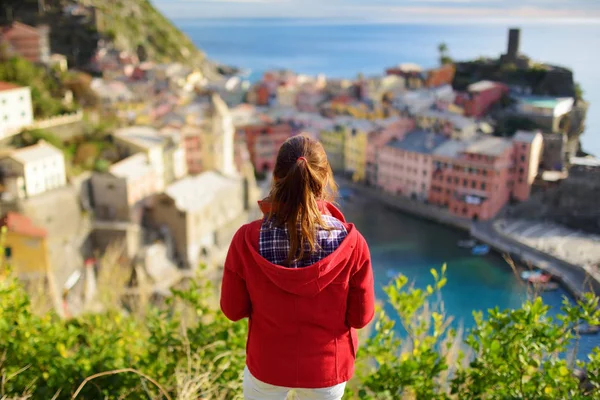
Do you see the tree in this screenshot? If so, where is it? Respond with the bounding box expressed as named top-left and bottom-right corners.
top-left (438, 43), bottom-right (453, 66)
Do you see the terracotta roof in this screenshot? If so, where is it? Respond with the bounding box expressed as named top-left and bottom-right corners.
top-left (0, 82), bottom-right (22, 92)
top-left (1, 22), bottom-right (40, 38)
top-left (1, 212), bottom-right (47, 238)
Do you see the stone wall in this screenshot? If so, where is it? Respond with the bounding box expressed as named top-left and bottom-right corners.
top-left (509, 166), bottom-right (600, 234)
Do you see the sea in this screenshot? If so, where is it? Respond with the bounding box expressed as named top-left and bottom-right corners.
top-left (175, 18), bottom-right (600, 357)
top-left (175, 18), bottom-right (600, 156)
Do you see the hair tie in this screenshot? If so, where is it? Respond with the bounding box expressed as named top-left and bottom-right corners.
top-left (297, 156), bottom-right (307, 163)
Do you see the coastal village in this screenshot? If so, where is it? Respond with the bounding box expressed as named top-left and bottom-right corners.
top-left (0, 9), bottom-right (599, 316)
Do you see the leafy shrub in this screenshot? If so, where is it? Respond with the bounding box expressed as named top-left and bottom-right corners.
top-left (1, 259), bottom-right (599, 399)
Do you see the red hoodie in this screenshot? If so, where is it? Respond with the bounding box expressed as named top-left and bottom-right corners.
top-left (220, 202), bottom-right (375, 388)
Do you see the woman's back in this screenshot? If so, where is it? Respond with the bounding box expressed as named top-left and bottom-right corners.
top-left (220, 135), bottom-right (375, 397)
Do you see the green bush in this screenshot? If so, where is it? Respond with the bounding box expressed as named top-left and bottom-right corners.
top-left (0, 56), bottom-right (74, 118)
top-left (1, 261), bottom-right (599, 399)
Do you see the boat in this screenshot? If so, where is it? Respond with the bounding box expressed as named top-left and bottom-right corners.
top-left (575, 324), bottom-right (600, 335)
top-left (471, 244), bottom-right (490, 256)
top-left (528, 273), bottom-right (552, 284)
top-left (521, 270), bottom-right (542, 280)
top-left (457, 239), bottom-right (477, 249)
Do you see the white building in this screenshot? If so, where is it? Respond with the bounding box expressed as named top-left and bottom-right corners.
top-left (150, 171), bottom-right (245, 268)
top-left (0, 141), bottom-right (66, 199)
top-left (113, 126), bottom-right (187, 191)
top-left (203, 94), bottom-right (237, 177)
top-left (0, 82), bottom-right (34, 139)
top-left (90, 153), bottom-right (158, 222)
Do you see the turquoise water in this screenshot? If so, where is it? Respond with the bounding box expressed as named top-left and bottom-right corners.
top-left (176, 18), bottom-right (600, 155)
top-left (338, 192), bottom-right (599, 359)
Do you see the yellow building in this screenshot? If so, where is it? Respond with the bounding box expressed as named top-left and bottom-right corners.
top-left (319, 126), bottom-right (346, 172)
top-left (342, 119), bottom-right (375, 182)
top-left (1, 212), bottom-right (49, 280)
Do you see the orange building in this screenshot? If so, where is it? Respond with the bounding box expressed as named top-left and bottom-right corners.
top-left (429, 137), bottom-right (515, 221)
top-left (425, 64), bottom-right (456, 88)
top-left (429, 132), bottom-right (543, 221)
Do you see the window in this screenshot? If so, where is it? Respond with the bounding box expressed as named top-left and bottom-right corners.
top-left (519, 178), bottom-right (524, 183)
top-left (471, 181), bottom-right (476, 188)
top-left (463, 179), bottom-right (467, 186)
top-left (4, 246), bottom-right (11, 259)
top-left (107, 184), bottom-right (115, 190)
top-left (447, 177), bottom-right (451, 183)
top-left (520, 155), bottom-right (525, 162)
top-left (423, 170), bottom-right (427, 176)
top-left (481, 183), bottom-right (486, 190)
top-left (454, 177), bottom-right (459, 184)
top-left (483, 170), bottom-right (487, 176)
top-left (522, 144), bottom-right (526, 150)
top-left (519, 167), bottom-right (524, 174)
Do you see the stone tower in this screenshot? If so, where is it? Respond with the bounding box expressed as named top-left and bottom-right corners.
top-left (507, 29), bottom-right (520, 59)
top-left (202, 93), bottom-right (236, 177)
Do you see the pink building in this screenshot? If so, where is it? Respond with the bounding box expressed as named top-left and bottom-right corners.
top-left (512, 130), bottom-right (544, 201)
top-left (429, 137), bottom-right (515, 221)
top-left (455, 81), bottom-right (509, 118)
top-left (377, 130), bottom-right (448, 200)
top-left (365, 118), bottom-right (415, 185)
top-left (238, 122), bottom-right (293, 173)
top-left (182, 126), bottom-right (203, 174)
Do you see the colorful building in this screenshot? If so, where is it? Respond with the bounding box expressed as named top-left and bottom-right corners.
top-left (319, 125), bottom-right (346, 173)
top-left (0, 82), bottom-right (34, 139)
top-left (0, 141), bottom-right (67, 200)
top-left (455, 81), bottom-right (509, 117)
top-left (429, 137), bottom-right (515, 221)
top-left (512, 130), bottom-right (544, 201)
top-left (1, 212), bottom-right (49, 280)
top-left (365, 117), bottom-right (415, 186)
top-left (238, 122), bottom-right (293, 173)
top-left (0, 22), bottom-right (50, 64)
top-left (424, 64), bottom-right (456, 88)
top-left (377, 130), bottom-right (448, 200)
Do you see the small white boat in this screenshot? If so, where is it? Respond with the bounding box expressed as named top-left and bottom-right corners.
top-left (457, 239), bottom-right (477, 249)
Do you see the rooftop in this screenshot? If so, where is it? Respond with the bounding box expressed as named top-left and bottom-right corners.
top-left (513, 130), bottom-right (540, 144)
top-left (7, 142), bottom-right (63, 164)
top-left (433, 139), bottom-right (472, 158)
top-left (109, 153), bottom-right (155, 181)
top-left (1, 212), bottom-right (46, 238)
top-left (465, 136), bottom-right (513, 156)
top-left (113, 126), bottom-right (166, 149)
top-left (468, 80), bottom-right (501, 93)
top-left (0, 81), bottom-right (22, 92)
top-left (570, 156), bottom-right (600, 168)
top-left (165, 171), bottom-right (240, 212)
top-left (515, 96), bottom-right (574, 109)
top-left (386, 130), bottom-right (448, 154)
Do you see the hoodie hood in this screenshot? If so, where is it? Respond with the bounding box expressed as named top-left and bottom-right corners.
top-left (244, 201), bottom-right (359, 297)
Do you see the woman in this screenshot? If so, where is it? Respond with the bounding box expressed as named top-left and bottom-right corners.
top-left (220, 135), bottom-right (375, 400)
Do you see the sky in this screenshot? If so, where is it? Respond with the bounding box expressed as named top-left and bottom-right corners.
top-left (152, 0), bottom-right (600, 21)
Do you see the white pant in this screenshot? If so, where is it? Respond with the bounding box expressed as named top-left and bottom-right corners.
top-left (243, 366), bottom-right (346, 400)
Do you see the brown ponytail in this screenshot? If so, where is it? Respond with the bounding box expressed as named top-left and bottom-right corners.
top-left (268, 134), bottom-right (338, 266)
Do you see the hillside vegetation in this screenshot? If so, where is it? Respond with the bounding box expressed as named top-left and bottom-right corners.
top-left (2, 254), bottom-right (600, 399)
